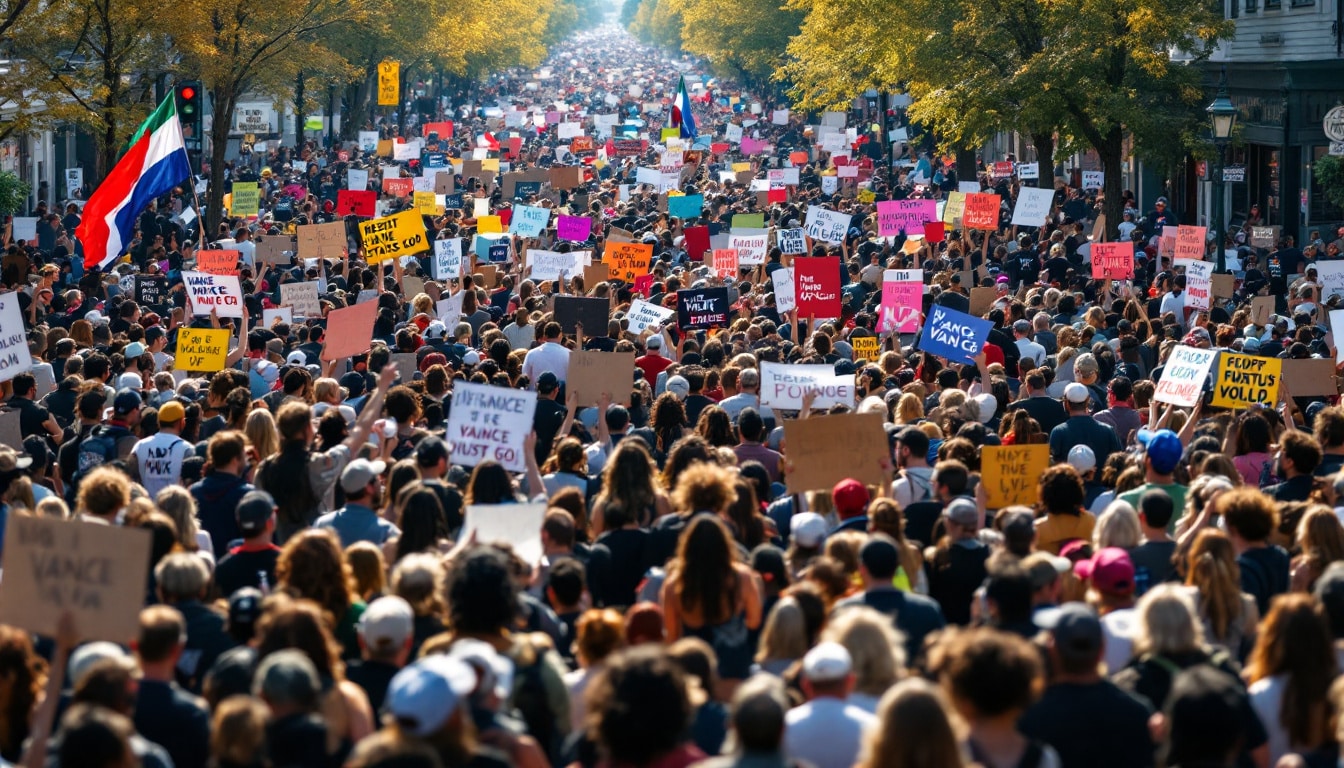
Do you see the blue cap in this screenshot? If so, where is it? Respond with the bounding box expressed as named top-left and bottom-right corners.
top-left (1137, 428), bottom-right (1183, 474)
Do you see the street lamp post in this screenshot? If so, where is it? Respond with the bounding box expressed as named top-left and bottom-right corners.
top-left (1207, 72), bottom-right (1237, 273)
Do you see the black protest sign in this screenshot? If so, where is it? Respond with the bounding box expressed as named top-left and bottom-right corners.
top-left (553, 295), bottom-right (608, 336)
top-left (677, 287), bottom-right (729, 330)
top-left (514, 181), bottom-right (542, 200)
top-left (135, 275), bottom-right (169, 310)
top-left (488, 243), bottom-right (510, 263)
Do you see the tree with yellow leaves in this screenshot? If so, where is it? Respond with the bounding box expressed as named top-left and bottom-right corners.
top-left (672, 0), bottom-right (801, 84)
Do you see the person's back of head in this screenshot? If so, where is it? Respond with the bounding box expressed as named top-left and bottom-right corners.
top-left (252, 648), bottom-right (320, 714)
top-left (59, 704), bottom-right (137, 768)
top-left (1138, 489), bottom-right (1175, 531)
top-left (1161, 665), bottom-right (1244, 767)
top-left (727, 675), bottom-right (789, 754)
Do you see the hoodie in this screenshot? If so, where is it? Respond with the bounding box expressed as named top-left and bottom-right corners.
top-left (189, 471), bottom-right (255, 558)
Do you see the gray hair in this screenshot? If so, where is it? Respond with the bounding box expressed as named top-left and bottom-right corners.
top-left (253, 649), bottom-right (320, 710)
top-left (1133, 584), bottom-right (1204, 658)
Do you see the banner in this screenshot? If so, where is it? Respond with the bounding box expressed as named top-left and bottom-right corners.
top-left (446, 382), bottom-right (538, 472)
top-left (917, 304), bottom-right (992, 365)
top-left (360, 210), bottom-right (427, 263)
top-left (794, 256), bottom-right (841, 317)
top-left (876, 199), bottom-right (937, 237)
top-left (173, 328), bottom-right (230, 372)
top-left (677, 287), bottom-right (729, 329)
top-left (804, 206), bottom-right (849, 244)
top-left (772, 267), bottom-right (796, 314)
top-left (759, 362), bottom-right (857, 410)
top-left (627, 299), bottom-right (675, 333)
top-left (0, 294), bottom-right (33, 383)
top-left (377, 60), bottom-right (400, 106)
top-left (433, 239), bottom-right (463, 280)
top-left (942, 192), bottom-right (966, 227)
top-left (1010, 188), bottom-right (1054, 227)
top-left (1211, 352), bottom-right (1282, 409)
top-left (982, 445), bottom-right (1051, 508)
top-left (1090, 242), bottom-right (1134, 280)
top-left (962, 193), bottom-right (1001, 231)
top-left (879, 269), bottom-right (923, 333)
top-left (280, 281), bottom-right (321, 318)
top-left (604, 241), bottom-right (653, 282)
top-left (182, 271), bottom-right (243, 318)
top-left (1152, 345), bottom-right (1217, 407)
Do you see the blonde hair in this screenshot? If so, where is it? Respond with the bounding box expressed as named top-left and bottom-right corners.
top-left (894, 393), bottom-right (924, 425)
top-left (211, 696), bottom-right (268, 767)
top-left (1132, 584), bottom-right (1203, 657)
top-left (345, 542), bottom-right (386, 601)
top-left (313, 377), bottom-right (342, 405)
top-left (823, 607), bottom-right (905, 696)
top-left (243, 408), bottom-right (280, 462)
top-left (857, 678), bottom-right (966, 768)
top-left (1093, 502), bottom-right (1142, 550)
top-left (155, 486), bottom-right (201, 551)
top-left (755, 597), bottom-right (810, 665)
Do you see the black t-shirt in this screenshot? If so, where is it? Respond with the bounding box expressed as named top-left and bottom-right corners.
top-left (587, 528), bottom-right (654, 608)
top-left (7, 396), bottom-right (50, 438)
top-left (213, 545), bottom-right (281, 597)
top-left (346, 659), bottom-right (400, 714)
top-left (1128, 540), bottom-right (1178, 595)
top-left (532, 398), bottom-right (568, 465)
top-left (133, 679), bottom-right (212, 768)
top-left (1019, 681), bottom-right (1155, 768)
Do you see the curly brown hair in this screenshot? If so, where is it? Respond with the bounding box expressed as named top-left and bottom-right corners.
top-left (276, 529), bottom-right (356, 629)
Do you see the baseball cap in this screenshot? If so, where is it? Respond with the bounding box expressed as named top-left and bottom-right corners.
top-left (831, 479), bottom-right (870, 517)
top-left (1136, 428), bottom-right (1183, 474)
top-left (228, 587), bottom-right (263, 627)
top-left (1023, 552), bottom-right (1072, 591)
top-left (285, 350), bottom-right (307, 366)
top-left (236, 490), bottom-right (276, 535)
top-left (1067, 445), bottom-right (1096, 474)
top-left (894, 425), bottom-right (930, 456)
top-left (462, 350), bottom-right (481, 366)
top-left (68, 642), bottom-right (132, 686)
top-left (158, 400), bottom-right (185, 424)
top-left (1038, 602), bottom-right (1104, 662)
top-left (386, 656), bottom-right (478, 737)
top-left (666, 375), bottom-right (690, 399)
top-left (537, 371), bottom-right (560, 393)
top-left (971, 392), bottom-right (997, 424)
top-left (124, 341), bottom-right (147, 359)
top-left (112, 388), bottom-right (142, 416)
top-left (802, 642), bottom-right (852, 682)
top-left (359, 596), bottom-right (415, 654)
top-left (425, 321), bottom-right (448, 341)
top-left (1074, 546), bottom-right (1136, 595)
top-left (340, 458), bottom-right (387, 494)
top-left (645, 335), bottom-right (663, 350)
top-left (945, 497), bottom-right (980, 528)
top-left (789, 512), bottom-right (828, 548)
top-left (340, 371), bottom-right (367, 397)
top-left (117, 372), bottom-right (143, 391)
top-left (414, 435), bottom-right (449, 468)
top-left (996, 274), bottom-right (1010, 285)
top-left (1063, 382), bottom-right (1090, 404)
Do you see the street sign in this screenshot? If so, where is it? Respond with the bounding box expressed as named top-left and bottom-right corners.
top-left (1222, 164), bottom-right (1245, 183)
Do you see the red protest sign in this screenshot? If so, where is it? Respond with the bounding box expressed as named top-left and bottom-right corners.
top-left (1175, 225), bottom-right (1207, 261)
top-left (794, 256), bottom-right (842, 317)
top-left (633, 273), bottom-right (655, 296)
top-left (196, 249), bottom-right (239, 276)
top-left (768, 188), bottom-right (787, 204)
top-left (711, 142), bottom-right (730, 155)
top-left (1090, 242), bottom-right (1134, 280)
top-left (962, 193), bottom-right (1001, 231)
top-left (683, 225), bottom-right (710, 261)
top-left (924, 221), bottom-right (946, 243)
top-left (338, 190), bottom-right (376, 217)
top-left (712, 249), bottom-right (739, 279)
top-left (421, 121), bottom-right (454, 139)
top-left (382, 178), bottom-right (413, 197)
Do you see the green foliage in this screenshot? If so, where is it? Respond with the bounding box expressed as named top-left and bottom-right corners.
top-left (0, 171), bottom-right (30, 216)
top-left (1317, 155), bottom-right (1344, 213)
top-left (673, 0), bottom-right (800, 81)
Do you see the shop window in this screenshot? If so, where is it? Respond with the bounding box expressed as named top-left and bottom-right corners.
top-left (1244, 0), bottom-right (1256, 12)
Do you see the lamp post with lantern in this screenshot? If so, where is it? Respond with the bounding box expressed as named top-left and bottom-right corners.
top-left (1207, 73), bottom-right (1238, 273)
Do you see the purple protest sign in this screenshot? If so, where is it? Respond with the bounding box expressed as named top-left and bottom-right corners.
top-left (741, 136), bottom-right (769, 156)
top-left (879, 269), bottom-right (924, 333)
top-left (557, 215), bottom-right (592, 242)
top-left (876, 199), bottom-right (937, 237)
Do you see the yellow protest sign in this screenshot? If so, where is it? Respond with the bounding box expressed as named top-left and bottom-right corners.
top-left (377, 139), bottom-right (393, 158)
top-left (377, 61), bottom-right (400, 106)
top-left (732, 162), bottom-right (752, 172)
top-left (857, 189), bottom-right (876, 203)
top-left (174, 328), bottom-right (230, 372)
top-left (661, 128), bottom-right (679, 142)
top-left (477, 215), bottom-right (503, 234)
top-left (604, 241), bottom-right (653, 282)
top-left (1211, 352), bottom-right (1282, 409)
top-left (942, 191), bottom-right (966, 227)
top-left (230, 182), bottom-right (259, 217)
top-left (359, 210), bottom-right (427, 264)
top-left (982, 445), bottom-right (1050, 509)
top-left (414, 191), bottom-right (439, 216)
top-left (851, 335), bottom-right (879, 361)
top-left (481, 158), bottom-right (500, 172)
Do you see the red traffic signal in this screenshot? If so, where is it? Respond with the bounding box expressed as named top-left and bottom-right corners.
top-left (179, 86), bottom-right (195, 100)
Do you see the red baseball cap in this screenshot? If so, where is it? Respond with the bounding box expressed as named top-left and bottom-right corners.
top-left (1074, 547), bottom-right (1135, 595)
top-left (831, 479), bottom-right (870, 518)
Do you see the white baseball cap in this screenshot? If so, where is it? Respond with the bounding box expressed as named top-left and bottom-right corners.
top-left (385, 656), bottom-right (478, 737)
top-left (789, 512), bottom-right (828, 549)
top-left (802, 641), bottom-right (852, 682)
top-left (1068, 445), bottom-right (1097, 474)
top-left (358, 596), bottom-right (414, 654)
top-left (1063, 382), bottom-right (1091, 404)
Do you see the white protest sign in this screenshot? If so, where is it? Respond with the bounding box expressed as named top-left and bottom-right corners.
top-left (1011, 187), bottom-right (1054, 227)
top-left (358, 131), bottom-right (379, 151)
top-left (821, 176), bottom-right (839, 195)
top-left (627, 299), bottom-right (675, 334)
top-left (346, 168), bottom-right (368, 191)
top-left (1184, 260), bottom-right (1213, 311)
top-left (958, 181), bottom-right (980, 193)
top-left (725, 123), bottom-right (744, 144)
top-left (436, 290), bottom-right (465, 327)
top-left (805, 206), bottom-right (849, 245)
top-left (772, 109), bottom-right (790, 125)
top-left (1017, 162), bottom-right (1040, 179)
top-left (182, 270), bottom-right (243, 318)
top-left (1315, 261), bottom-right (1344, 304)
top-left (768, 168), bottom-right (800, 186)
top-left (0, 293), bottom-right (34, 383)
top-left (11, 217), bottom-right (36, 243)
top-left (1081, 171), bottom-right (1104, 190)
top-left (393, 139), bottom-right (422, 162)
top-left (527, 249), bottom-right (576, 281)
top-left (772, 267), bottom-right (796, 314)
top-left (759, 362), bottom-right (856, 410)
top-left (446, 382), bottom-right (537, 472)
top-left (462, 503), bottom-right (548, 565)
top-left (434, 238), bottom-right (463, 280)
top-left (635, 167), bottom-right (661, 186)
top-left (1331, 309), bottom-right (1344, 363)
top-left (729, 229), bottom-right (769, 266)
top-left (1153, 345), bottom-right (1217, 407)
top-left (280, 281), bottom-right (321, 318)
top-left (777, 228), bottom-right (806, 255)
top-left (262, 307), bottom-right (293, 327)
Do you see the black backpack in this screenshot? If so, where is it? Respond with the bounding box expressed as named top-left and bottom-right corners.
top-left (66, 426), bottom-right (119, 504)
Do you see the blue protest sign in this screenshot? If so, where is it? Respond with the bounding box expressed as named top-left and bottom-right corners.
top-left (668, 194), bottom-right (704, 220)
top-left (917, 304), bottom-right (992, 365)
top-left (510, 204), bottom-right (551, 237)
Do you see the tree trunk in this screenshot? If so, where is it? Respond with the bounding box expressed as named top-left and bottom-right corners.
top-left (1030, 132), bottom-right (1054, 190)
top-left (205, 86), bottom-right (237, 238)
top-left (294, 71), bottom-right (306, 147)
top-left (1098, 126), bottom-right (1124, 242)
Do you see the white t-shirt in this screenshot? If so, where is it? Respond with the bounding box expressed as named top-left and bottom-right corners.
top-left (1249, 673), bottom-right (1292, 763)
top-left (784, 698), bottom-right (876, 768)
top-left (1100, 607), bottom-right (1137, 675)
top-left (521, 341), bottom-right (571, 385)
top-left (132, 431), bottom-right (195, 499)
top-left (1159, 290), bottom-right (1187, 325)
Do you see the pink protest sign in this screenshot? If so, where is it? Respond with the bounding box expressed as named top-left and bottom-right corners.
top-left (741, 136), bottom-right (768, 155)
top-left (633, 273), bottom-right (655, 296)
top-left (879, 269), bottom-right (923, 333)
top-left (557, 215), bottom-right (592, 242)
top-left (1091, 242), bottom-right (1134, 280)
top-left (876, 199), bottom-right (937, 237)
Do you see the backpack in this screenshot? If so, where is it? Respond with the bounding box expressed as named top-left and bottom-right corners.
top-left (509, 638), bottom-right (562, 764)
top-left (67, 427), bottom-right (119, 504)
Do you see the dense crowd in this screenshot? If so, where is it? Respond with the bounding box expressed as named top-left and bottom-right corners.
top-left (5, 22), bottom-right (1344, 768)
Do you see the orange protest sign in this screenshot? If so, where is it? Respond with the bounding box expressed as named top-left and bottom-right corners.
top-left (962, 193), bottom-right (1001, 231)
top-left (604, 241), bottom-right (653, 282)
top-left (196, 249), bottom-right (239, 275)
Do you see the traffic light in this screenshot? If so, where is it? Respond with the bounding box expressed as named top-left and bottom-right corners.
top-left (175, 80), bottom-right (203, 151)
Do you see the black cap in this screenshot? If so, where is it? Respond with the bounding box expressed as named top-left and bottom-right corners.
top-left (537, 371), bottom-right (559, 393)
top-left (228, 587), bottom-right (263, 625)
top-left (415, 435), bottom-right (449, 468)
top-left (235, 490), bottom-right (276, 535)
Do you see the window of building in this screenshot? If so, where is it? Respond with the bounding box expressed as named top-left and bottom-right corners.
top-left (1244, 0), bottom-right (1256, 11)
top-left (1264, 0), bottom-right (1280, 8)
top-left (1289, 0), bottom-right (1313, 7)
top-left (1310, 147), bottom-right (1343, 224)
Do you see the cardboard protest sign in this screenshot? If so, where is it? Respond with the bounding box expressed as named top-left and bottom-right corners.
top-left (298, 222), bottom-right (347, 260)
top-left (1282, 358), bottom-right (1338, 397)
top-left (1010, 188), bottom-right (1054, 227)
top-left (0, 410), bottom-right (18, 449)
top-left (321, 301), bottom-right (379, 362)
top-left (627, 299), bottom-right (675, 333)
top-left (668, 194), bottom-right (704, 220)
top-left (794, 257), bottom-right (841, 317)
top-left (1152, 345), bottom-right (1217, 407)
top-left (554, 296), bottom-right (609, 336)
top-left (759, 362), bottom-right (856, 410)
top-left (962, 193), bottom-right (1001, 231)
top-left (782, 413), bottom-right (888, 493)
top-left (360, 210), bottom-right (428, 264)
top-left (337, 190), bottom-right (376, 217)
top-left (510, 205), bottom-right (551, 237)
top-left (462, 503), bottom-right (548, 565)
top-left (877, 199), bottom-right (937, 237)
top-left (475, 264), bottom-right (499, 288)
top-left (677, 287), bottom-right (729, 329)
top-left (982, 445), bottom-right (1051, 508)
top-left (805, 206), bottom-right (849, 244)
top-left (967, 287), bottom-right (997, 317)
top-left (1211, 352), bottom-right (1281, 409)
top-left (771, 267), bottom-right (796, 314)
top-left (879, 269), bottom-right (923, 333)
top-left (254, 234), bottom-right (294, 264)
top-left (851, 335), bottom-right (879, 361)
top-left (0, 293), bottom-right (33, 383)
top-left (604, 242), bottom-right (653, 282)
top-left (196, 249), bottom-right (239, 275)
top-left (0, 517), bottom-right (151, 643)
top-left (712, 249), bottom-right (739, 280)
top-left (134, 276), bottom-right (169, 310)
top-left (182, 271), bottom-right (243, 318)
top-left (1090, 242), bottom-right (1134, 280)
top-left (1174, 225), bottom-right (1207, 262)
top-left (778, 228), bottom-right (806, 255)
top-left (433, 239), bottom-right (463, 280)
top-left (280, 281), bottom-right (321, 318)
top-left (446, 382), bottom-right (537, 472)
top-left (173, 328), bottom-right (230, 372)
top-left (918, 304), bottom-right (992, 365)
top-left (583, 262), bottom-right (609, 287)
top-left (557, 215), bottom-right (592, 242)
top-left (567, 350), bottom-right (635, 406)
top-left (1184, 260), bottom-right (1213, 311)
top-left (549, 166), bottom-right (584, 189)
top-left (1212, 274), bottom-right (1236, 300)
